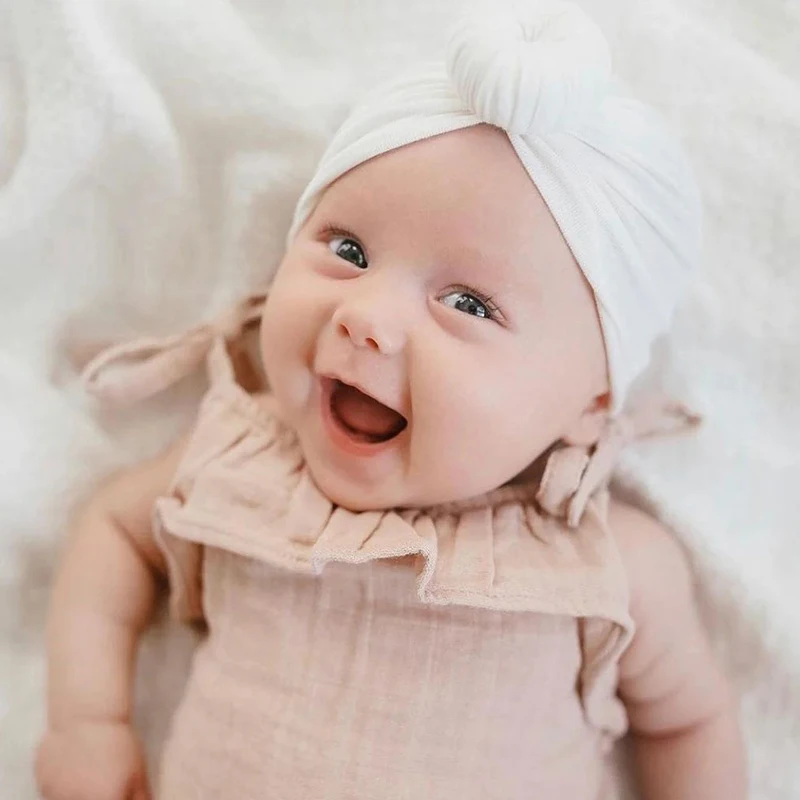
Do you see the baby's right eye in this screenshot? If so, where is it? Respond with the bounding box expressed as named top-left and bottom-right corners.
top-left (328, 237), bottom-right (368, 270)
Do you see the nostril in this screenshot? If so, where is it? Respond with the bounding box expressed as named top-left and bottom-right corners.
top-left (337, 322), bottom-right (350, 339)
top-left (366, 337), bottom-right (379, 351)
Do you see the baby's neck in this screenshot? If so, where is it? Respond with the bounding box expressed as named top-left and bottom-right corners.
top-left (505, 444), bottom-right (556, 489)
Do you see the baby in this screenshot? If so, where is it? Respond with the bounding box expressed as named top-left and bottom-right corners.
top-left (36, 4), bottom-right (746, 799)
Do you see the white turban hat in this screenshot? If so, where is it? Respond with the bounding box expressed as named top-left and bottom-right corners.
top-left (288, 1), bottom-right (703, 413)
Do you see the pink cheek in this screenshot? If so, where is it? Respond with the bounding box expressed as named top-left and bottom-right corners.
top-left (263, 279), bottom-right (339, 373)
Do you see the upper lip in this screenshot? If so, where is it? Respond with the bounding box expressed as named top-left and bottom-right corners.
top-left (322, 372), bottom-right (407, 420)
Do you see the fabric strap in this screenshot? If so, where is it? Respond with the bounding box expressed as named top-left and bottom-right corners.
top-left (81, 294), bottom-right (266, 403)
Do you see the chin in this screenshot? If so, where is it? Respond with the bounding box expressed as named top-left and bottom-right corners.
top-left (310, 470), bottom-right (397, 512)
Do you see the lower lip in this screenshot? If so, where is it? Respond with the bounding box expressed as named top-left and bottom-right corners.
top-left (319, 377), bottom-right (402, 458)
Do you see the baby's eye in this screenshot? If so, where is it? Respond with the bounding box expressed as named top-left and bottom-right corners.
top-left (440, 289), bottom-right (495, 320)
top-left (328, 237), bottom-right (368, 269)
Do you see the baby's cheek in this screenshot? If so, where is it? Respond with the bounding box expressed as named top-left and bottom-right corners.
top-left (262, 272), bottom-right (321, 360)
top-left (260, 294), bottom-right (310, 395)
top-left (451, 359), bottom-right (558, 483)
top-left (410, 368), bottom-right (521, 497)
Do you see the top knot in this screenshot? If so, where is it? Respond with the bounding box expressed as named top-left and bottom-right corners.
top-left (445, 2), bottom-right (611, 135)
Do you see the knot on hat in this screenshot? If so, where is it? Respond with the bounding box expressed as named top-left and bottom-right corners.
top-left (446, 2), bottom-right (611, 135)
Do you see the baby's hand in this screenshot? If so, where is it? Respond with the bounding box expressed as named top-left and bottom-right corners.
top-left (36, 721), bottom-right (151, 800)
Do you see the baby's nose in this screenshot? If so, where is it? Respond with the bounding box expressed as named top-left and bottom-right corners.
top-left (333, 298), bottom-right (407, 356)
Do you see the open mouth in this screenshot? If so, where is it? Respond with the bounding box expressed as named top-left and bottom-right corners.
top-left (325, 378), bottom-right (407, 445)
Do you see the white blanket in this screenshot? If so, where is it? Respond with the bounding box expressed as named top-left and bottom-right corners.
top-left (1, 0), bottom-right (798, 797)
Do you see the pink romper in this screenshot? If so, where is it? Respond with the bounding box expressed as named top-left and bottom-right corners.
top-left (81, 303), bottom-right (694, 800)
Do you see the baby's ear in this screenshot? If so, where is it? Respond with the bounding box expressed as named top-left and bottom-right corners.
top-left (561, 393), bottom-right (611, 446)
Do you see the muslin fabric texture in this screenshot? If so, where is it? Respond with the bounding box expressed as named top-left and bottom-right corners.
top-left (147, 341), bottom-right (633, 799)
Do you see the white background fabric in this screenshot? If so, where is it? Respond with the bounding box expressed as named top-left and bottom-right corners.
top-left (0, 0), bottom-right (798, 797)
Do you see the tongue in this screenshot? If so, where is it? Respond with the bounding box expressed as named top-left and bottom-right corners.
top-left (332, 382), bottom-right (405, 440)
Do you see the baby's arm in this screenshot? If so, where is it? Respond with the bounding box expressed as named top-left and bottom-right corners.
top-left (611, 503), bottom-right (747, 800)
top-left (36, 438), bottom-right (187, 800)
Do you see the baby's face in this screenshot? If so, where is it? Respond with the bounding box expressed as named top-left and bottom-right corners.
top-left (261, 125), bottom-right (608, 510)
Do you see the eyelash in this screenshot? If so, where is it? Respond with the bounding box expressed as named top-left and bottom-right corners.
top-left (318, 223), bottom-right (504, 323)
top-left (446, 284), bottom-right (503, 322)
top-left (321, 224), bottom-right (368, 260)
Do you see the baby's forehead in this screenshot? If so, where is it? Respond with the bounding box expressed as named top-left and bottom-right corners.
top-left (323, 124), bottom-right (522, 201)
top-left (312, 126), bottom-right (566, 270)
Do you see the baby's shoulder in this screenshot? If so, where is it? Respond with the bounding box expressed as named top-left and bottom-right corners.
top-left (79, 433), bottom-right (191, 578)
top-left (607, 498), bottom-right (695, 618)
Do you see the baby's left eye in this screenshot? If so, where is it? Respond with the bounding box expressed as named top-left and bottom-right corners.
top-left (440, 290), bottom-right (494, 320)
top-left (328, 236), bottom-right (368, 269)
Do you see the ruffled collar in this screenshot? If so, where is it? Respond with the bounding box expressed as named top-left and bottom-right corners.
top-left (156, 379), bottom-right (628, 621)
